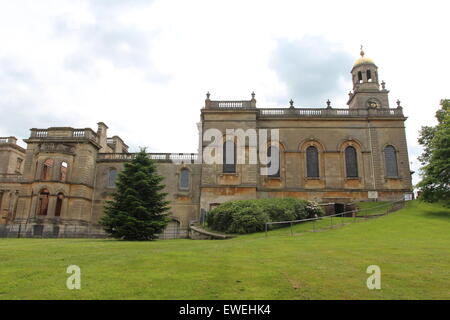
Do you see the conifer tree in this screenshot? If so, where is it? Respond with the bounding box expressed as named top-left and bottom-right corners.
top-left (100, 149), bottom-right (170, 240)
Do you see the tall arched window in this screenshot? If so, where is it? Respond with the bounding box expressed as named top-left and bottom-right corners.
top-left (268, 145), bottom-right (280, 177)
top-left (37, 189), bottom-right (50, 216)
top-left (366, 69), bottom-right (372, 81)
top-left (108, 168), bottom-right (117, 187)
top-left (384, 145), bottom-right (398, 177)
top-left (55, 193), bottom-right (64, 217)
top-left (60, 162), bottom-right (68, 182)
top-left (306, 146), bottom-right (319, 178)
top-left (41, 159), bottom-right (54, 180)
top-left (345, 146), bottom-right (358, 178)
top-left (223, 140), bottom-right (236, 173)
top-left (179, 168), bottom-right (190, 190)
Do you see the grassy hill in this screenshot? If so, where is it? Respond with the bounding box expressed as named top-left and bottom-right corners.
top-left (0, 200), bottom-right (449, 300)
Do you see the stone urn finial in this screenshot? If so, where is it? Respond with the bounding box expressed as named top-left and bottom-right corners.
top-left (326, 99), bottom-right (331, 108)
top-left (289, 99), bottom-right (294, 108)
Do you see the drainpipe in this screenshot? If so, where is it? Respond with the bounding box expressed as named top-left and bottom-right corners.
top-left (88, 158), bottom-right (98, 238)
top-left (367, 121), bottom-right (376, 190)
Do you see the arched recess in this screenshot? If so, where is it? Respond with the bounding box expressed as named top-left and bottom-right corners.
top-left (338, 139), bottom-right (364, 180)
top-left (345, 146), bottom-right (358, 178)
top-left (222, 139), bottom-right (236, 173)
top-left (299, 139), bottom-right (325, 179)
top-left (37, 189), bottom-right (50, 216)
top-left (383, 144), bottom-right (399, 178)
top-left (179, 167), bottom-right (191, 190)
top-left (55, 193), bottom-right (64, 217)
top-left (60, 161), bottom-right (68, 182)
top-left (41, 159), bottom-right (54, 181)
top-left (262, 140), bottom-right (286, 179)
top-left (107, 168), bottom-right (118, 188)
top-left (160, 218), bottom-right (181, 239)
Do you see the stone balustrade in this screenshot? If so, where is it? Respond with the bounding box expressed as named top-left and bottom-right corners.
top-left (0, 137), bottom-right (18, 144)
top-left (29, 128), bottom-right (97, 141)
top-left (205, 100), bottom-right (255, 109)
top-left (204, 99), bottom-right (404, 118)
top-left (97, 153), bottom-right (199, 162)
top-left (258, 107), bottom-right (404, 118)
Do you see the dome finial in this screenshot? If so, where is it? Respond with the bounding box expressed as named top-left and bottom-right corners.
top-left (360, 45), bottom-right (365, 58)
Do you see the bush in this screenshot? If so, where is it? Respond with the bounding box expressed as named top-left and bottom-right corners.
top-left (207, 201), bottom-right (269, 234)
top-left (206, 198), bottom-right (324, 234)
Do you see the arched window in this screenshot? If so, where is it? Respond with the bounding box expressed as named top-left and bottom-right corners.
top-left (37, 189), bottom-right (50, 216)
top-left (60, 162), bottom-right (68, 181)
top-left (268, 145), bottom-right (280, 177)
top-left (179, 168), bottom-right (190, 190)
top-left (41, 159), bottom-right (54, 180)
top-left (108, 168), bottom-right (117, 187)
top-left (384, 145), bottom-right (398, 177)
top-left (306, 146), bottom-right (319, 178)
top-left (55, 193), bottom-right (64, 217)
top-left (366, 70), bottom-right (372, 82)
top-left (223, 140), bottom-right (236, 173)
top-left (345, 146), bottom-right (358, 178)
top-left (357, 71), bottom-right (363, 83)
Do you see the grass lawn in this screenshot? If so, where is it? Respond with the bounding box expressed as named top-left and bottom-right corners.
top-left (355, 201), bottom-right (394, 216)
top-left (0, 200), bottom-right (449, 300)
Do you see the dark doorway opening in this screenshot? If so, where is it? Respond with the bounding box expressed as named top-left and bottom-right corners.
top-left (33, 225), bottom-right (44, 236)
top-left (334, 203), bottom-right (345, 215)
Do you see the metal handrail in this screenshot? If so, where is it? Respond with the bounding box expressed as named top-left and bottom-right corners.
top-left (264, 199), bottom-right (406, 236)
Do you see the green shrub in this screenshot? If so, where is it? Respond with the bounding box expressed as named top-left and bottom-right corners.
top-left (256, 198), bottom-right (296, 222)
top-left (229, 206), bottom-right (269, 234)
top-left (206, 198), bottom-right (324, 234)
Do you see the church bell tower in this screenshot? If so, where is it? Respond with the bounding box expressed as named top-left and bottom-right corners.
top-left (347, 47), bottom-right (390, 109)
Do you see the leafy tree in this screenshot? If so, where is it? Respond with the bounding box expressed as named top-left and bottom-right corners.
top-left (100, 149), bottom-right (170, 240)
top-left (417, 99), bottom-right (450, 206)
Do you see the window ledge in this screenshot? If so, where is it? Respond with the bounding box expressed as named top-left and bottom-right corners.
top-left (266, 176), bottom-right (282, 180)
top-left (175, 192), bottom-right (191, 198)
top-left (305, 177), bottom-right (321, 180)
top-left (345, 177), bottom-right (361, 181)
top-left (220, 173), bottom-right (238, 177)
top-left (385, 176), bottom-right (401, 180)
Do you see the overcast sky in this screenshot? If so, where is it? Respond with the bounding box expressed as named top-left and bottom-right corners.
top-left (0, 0), bottom-right (448, 185)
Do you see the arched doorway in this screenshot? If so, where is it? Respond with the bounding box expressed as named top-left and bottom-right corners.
top-left (160, 219), bottom-right (180, 239)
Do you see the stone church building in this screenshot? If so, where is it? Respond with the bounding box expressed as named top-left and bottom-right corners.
top-left (0, 51), bottom-right (413, 238)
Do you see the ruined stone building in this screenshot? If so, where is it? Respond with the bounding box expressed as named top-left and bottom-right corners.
top-left (0, 51), bottom-right (413, 238)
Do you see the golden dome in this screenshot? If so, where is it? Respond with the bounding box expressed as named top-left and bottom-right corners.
top-left (353, 56), bottom-right (375, 67)
top-left (353, 46), bottom-right (375, 67)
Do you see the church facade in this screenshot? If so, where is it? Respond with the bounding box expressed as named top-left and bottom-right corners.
top-left (0, 51), bottom-right (413, 238)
